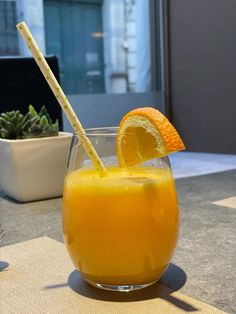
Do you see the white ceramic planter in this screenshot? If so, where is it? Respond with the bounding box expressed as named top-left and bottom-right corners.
top-left (0, 132), bottom-right (72, 202)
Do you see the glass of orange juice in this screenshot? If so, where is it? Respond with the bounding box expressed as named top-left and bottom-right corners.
top-left (62, 127), bottom-right (179, 292)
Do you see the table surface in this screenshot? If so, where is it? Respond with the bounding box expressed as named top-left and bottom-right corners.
top-left (1, 170), bottom-right (236, 313)
top-left (0, 237), bottom-right (226, 314)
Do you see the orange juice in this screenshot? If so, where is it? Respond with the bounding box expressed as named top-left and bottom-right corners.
top-left (62, 166), bottom-right (179, 286)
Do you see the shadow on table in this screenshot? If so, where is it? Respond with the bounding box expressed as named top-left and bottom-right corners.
top-left (0, 191), bottom-right (61, 204)
top-left (0, 192), bottom-right (20, 204)
top-left (0, 261), bottom-right (9, 271)
top-left (67, 263), bottom-right (197, 311)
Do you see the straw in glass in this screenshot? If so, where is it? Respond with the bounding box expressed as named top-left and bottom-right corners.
top-left (16, 22), bottom-right (107, 177)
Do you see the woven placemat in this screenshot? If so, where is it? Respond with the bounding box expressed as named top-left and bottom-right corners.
top-left (0, 237), bottom-right (226, 314)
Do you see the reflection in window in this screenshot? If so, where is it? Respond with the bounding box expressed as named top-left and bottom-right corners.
top-left (0, 0), bottom-right (152, 95)
top-left (0, 0), bottom-right (19, 55)
top-left (103, 0), bottom-right (151, 94)
top-left (44, 0), bottom-right (151, 94)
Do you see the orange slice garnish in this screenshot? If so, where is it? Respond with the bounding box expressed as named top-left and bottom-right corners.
top-left (117, 107), bottom-right (185, 167)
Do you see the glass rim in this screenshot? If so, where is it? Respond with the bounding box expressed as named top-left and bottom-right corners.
top-left (74, 127), bottom-right (118, 137)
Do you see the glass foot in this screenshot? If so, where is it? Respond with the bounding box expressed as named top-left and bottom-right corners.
top-left (85, 278), bottom-right (158, 292)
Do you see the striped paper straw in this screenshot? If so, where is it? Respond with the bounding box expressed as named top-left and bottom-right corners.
top-left (17, 22), bottom-right (107, 177)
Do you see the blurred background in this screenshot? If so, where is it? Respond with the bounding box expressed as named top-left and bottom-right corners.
top-left (0, 0), bottom-right (236, 153)
top-left (0, 0), bottom-right (152, 94)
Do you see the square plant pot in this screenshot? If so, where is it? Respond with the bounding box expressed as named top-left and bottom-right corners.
top-left (0, 132), bottom-right (72, 202)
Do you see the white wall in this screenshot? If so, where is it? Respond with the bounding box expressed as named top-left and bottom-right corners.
top-left (124, 0), bottom-right (137, 92)
top-left (17, 0), bottom-right (46, 55)
top-left (135, 0), bottom-right (151, 92)
top-left (103, 0), bottom-right (150, 94)
top-left (102, 0), bottom-right (127, 93)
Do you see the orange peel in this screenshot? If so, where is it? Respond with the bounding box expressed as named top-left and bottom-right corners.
top-left (117, 107), bottom-right (185, 167)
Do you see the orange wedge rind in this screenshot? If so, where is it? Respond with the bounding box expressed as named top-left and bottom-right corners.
top-left (117, 107), bottom-right (185, 167)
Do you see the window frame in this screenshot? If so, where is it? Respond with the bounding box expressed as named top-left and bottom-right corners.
top-left (0, 0), bottom-right (169, 129)
top-left (62, 0), bottom-right (170, 130)
top-left (0, 0), bottom-right (19, 56)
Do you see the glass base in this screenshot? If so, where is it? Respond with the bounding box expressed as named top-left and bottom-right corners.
top-left (85, 278), bottom-right (158, 292)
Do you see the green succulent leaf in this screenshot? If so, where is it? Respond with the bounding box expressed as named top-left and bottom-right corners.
top-left (39, 106), bottom-right (52, 124)
top-left (39, 115), bottom-right (49, 128)
top-left (0, 105), bottom-right (59, 140)
top-left (0, 128), bottom-right (9, 139)
top-left (51, 120), bottom-right (59, 132)
top-left (28, 104), bottom-right (38, 117)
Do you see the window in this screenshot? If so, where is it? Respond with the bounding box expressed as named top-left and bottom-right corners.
top-left (0, 0), bottom-right (168, 129)
top-left (43, 0), bottom-right (157, 95)
top-left (0, 0), bottom-right (19, 55)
